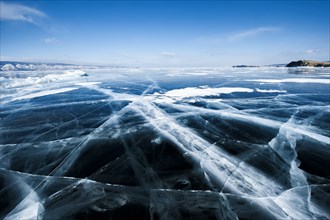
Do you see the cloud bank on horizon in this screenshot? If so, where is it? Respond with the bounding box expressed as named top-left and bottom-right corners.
top-left (0, 0), bottom-right (329, 67)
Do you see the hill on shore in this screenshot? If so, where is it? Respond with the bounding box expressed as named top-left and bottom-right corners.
top-left (286, 60), bottom-right (330, 67)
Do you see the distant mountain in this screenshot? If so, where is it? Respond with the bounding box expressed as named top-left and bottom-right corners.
top-left (267, 64), bottom-right (286, 67)
top-left (0, 61), bottom-right (79, 71)
top-left (232, 60), bottom-right (330, 68)
top-left (232, 64), bottom-right (287, 67)
top-left (286, 60), bottom-right (330, 67)
top-left (0, 61), bottom-right (127, 71)
top-left (0, 61), bottom-right (72, 66)
top-left (232, 65), bottom-right (260, 68)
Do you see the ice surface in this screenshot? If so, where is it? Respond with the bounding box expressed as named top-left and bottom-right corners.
top-left (0, 67), bottom-right (329, 219)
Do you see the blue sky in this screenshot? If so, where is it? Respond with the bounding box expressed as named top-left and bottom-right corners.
top-left (0, 0), bottom-right (329, 67)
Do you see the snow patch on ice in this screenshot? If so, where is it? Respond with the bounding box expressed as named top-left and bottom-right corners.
top-left (164, 87), bottom-right (253, 98)
top-left (256, 88), bottom-right (287, 93)
top-left (13, 87), bottom-right (78, 101)
top-left (75, 82), bottom-right (102, 86)
top-left (1, 64), bottom-right (17, 71)
top-left (4, 199), bottom-right (43, 220)
top-left (4, 190), bottom-right (44, 220)
top-left (248, 78), bottom-right (330, 84)
top-left (64, 70), bottom-right (87, 76)
top-left (1, 70), bottom-right (88, 89)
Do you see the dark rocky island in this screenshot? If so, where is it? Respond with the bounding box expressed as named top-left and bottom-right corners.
top-left (286, 60), bottom-right (330, 67)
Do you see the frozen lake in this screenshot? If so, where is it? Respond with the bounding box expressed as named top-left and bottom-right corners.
top-left (0, 66), bottom-right (329, 219)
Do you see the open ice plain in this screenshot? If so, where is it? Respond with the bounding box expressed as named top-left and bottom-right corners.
top-left (0, 66), bottom-right (329, 219)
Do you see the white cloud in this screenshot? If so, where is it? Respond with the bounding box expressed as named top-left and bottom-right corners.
top-left (43, 38), bottom-right (61, 44)
top-left (303, 49), bottom-right (321, 54)
top-left (196, 27), bottom-right (280, 44)
top-left (283, 48), bottom-right (324, 56)
top-left (161, 52), bottom-right (176, 57)
top-left (227, 27), bottom-right (280, 41)
top-left (0, 2), bottom-right (45, 24)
